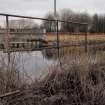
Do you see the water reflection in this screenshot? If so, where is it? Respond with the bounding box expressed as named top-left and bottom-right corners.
top-left (18, 51), bottom-right (56, 79)
top-left (0, 51), bottom-right (56, 79)
top-left (42, 49), bottom-right (58, 60)
top-left (0, 47), bottom-right (100, 79)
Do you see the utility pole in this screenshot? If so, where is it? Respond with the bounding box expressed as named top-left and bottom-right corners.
top-left (54, 0), bottom-right (57, 18)
top-left (54, 0), bottom-right (59, 61)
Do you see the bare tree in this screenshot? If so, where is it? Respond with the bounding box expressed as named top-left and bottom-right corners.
top-left (42, 13), bottom-right (55, 32)
top-left (9, 19), bottom-right (38, 29)
top-left (60, 9), bottom-right (91, 32)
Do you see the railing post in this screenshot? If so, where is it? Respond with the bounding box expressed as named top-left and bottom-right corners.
top-left (56, 20), bottom-right (60, 59)
top-left (6, 15), bottom-right (11, 63)
top-left (85, 24), bottom-right (88, 53)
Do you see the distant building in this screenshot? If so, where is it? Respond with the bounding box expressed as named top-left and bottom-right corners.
top-left (0, 28), bottom-right (46, 43)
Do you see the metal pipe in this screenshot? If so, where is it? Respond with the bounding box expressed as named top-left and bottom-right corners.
top-left (85, 25), bottom-right (88, 52)
top-left (6, 15), bottom-right (11, 63)
top-left (54, 0), bottom-right (56, 17)
top-left (0, 13), bottom-right (88, 25)
top-left (56, 20), bottom-right (60, 58)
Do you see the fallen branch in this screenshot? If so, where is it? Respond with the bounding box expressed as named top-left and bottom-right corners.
top-left (0, 90), bottom-right (20, 98)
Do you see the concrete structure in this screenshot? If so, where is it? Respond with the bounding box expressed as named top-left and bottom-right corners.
top-left (0, 28), bottom-right (47, 50)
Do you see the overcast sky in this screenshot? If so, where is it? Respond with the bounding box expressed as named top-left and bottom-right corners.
top-left (0, 0), bottom-right (105, 17)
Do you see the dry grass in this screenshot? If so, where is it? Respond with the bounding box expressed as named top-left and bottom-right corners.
top-left (46, 34), bottom-right (105, 42)
top-left (0, 52), bottom-right (29, 95)
top-left (38, 52), bottom-right (105, 105)
top-left (1, 51), bottom-right (105, 105)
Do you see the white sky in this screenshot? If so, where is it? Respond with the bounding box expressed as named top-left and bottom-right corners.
top-left (0, 0), bottom-right (105, 17)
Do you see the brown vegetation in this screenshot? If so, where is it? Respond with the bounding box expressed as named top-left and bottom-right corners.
top-left (0, 52), bottom-right (105, 105)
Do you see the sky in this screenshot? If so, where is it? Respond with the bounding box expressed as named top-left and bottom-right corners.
top-left (0, 0), bottom-right (105, 18)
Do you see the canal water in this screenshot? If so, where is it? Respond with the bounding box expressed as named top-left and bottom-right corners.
top-left (0, 50), bottom-right (57, 79)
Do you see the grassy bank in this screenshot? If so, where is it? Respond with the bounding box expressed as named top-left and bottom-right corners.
top-left (0, 52), bottom-right (105, 105)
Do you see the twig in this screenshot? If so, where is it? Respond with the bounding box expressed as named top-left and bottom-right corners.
top-left (0, 90), bottom-right (20, 98)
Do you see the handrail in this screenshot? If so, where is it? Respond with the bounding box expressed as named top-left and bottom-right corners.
top-left (0, 13), bottom-right (88, 25)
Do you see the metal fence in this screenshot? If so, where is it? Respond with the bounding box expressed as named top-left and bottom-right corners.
top-left (0, 13), bottom-right (105, 62)
top-left (0, 13), bottom-right (89, 53)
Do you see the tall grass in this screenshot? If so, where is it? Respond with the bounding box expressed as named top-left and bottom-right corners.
top-left (0, 52), bottom-right (29, 95)
top-left (0, 51), bottom-right (105, 105)
top-left (38, 52), bottom-right (105, 105)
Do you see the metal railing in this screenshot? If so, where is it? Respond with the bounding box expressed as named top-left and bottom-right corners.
top-left (0, 13), bottom-right (90, 64)
top-left (0, 13), bottom-right (88, 53)
top-left (1, 13), bottom-right (105, 55)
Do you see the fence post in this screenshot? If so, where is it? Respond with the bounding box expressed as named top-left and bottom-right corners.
top-left (6, 15), bottom-right (11, 63)
top-left (56, 20), bottom-right (60, 59)
top-left (85, 24), bottom-right (88, 53)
